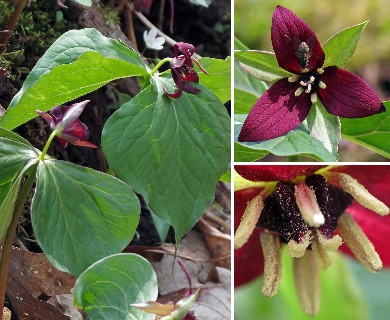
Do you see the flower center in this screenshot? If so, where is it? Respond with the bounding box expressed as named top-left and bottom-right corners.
top-left (288, 68), bottom-right (327, 103)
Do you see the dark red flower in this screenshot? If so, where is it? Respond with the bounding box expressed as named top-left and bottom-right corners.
top-left (37, 100), bottom-right (97, 149)
top-left (164, 42), bottom-right (208, 99)
top-left (238, 6), bottom-right (386, 142)
top-left (234, 165), bottom-right (390, 315)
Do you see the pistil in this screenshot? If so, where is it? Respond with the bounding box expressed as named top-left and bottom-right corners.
top-left (295, 182), bottom-right (325, 227)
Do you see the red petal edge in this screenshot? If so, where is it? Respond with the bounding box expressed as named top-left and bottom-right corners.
top-left (235, 165), bottom-right (324, 182)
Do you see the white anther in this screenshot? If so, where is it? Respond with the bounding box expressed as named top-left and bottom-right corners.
top-left (305, 83), bottom-right (312, 93)
top-left (302, 68), bottom-right (310, 73)
top-left (288, 75), bottom-right (300, 83)
top-left (316, 68), bottom-right (324, 74)
top-left (309, 76), bottom-right (315, 84)
top-left (319, 81), bottom-right (327, 89)
top-left (300, 80), bottom-right (308, 87)
top-left (311, 92), bottom-right (318, 103)
top-left (295, 87), bottom-right (305, 96)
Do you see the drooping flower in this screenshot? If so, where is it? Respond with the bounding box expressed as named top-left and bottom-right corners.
top-left (238, 6), bottom-right (386, 142)
top-left (37, 100), bottom-right (97, 149)
top-left (143, 28), bottom-right (165, 51)
top-left (131, 260), bottom-right (201, 319)
top-left (163, 42), bottom-right (208, 99)
top-left (234, 165), bottom-right (390, 316)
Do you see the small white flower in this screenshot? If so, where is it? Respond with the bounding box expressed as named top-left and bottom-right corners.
top-left (143, 28), bottom-right (165, 51)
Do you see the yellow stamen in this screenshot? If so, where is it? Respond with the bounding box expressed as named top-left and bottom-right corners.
top-left (311, 234), bottom-right (333, 270)
top-left (311, 92), bottom-right (318, 104)
top-left (293, 251), bottom-right (320, 317)
top-left (287, 231), bottom-right (310, 258)
top-left (295, 87), bottom-right (304, 97)
top-left (338, 213), bottom-right (383, 272)
top-left (338, 173), bottom-right (389, 216)
top-left (234, 195), bottom-right (264, 249)
top-left (316, 68), bottom-right (324, 74)
top-left (260, 230), bottom-right (282, 297)
top-left (288, 75), bottom-right (300, 82)
top-left (319, 81), bottom-right (327, 89)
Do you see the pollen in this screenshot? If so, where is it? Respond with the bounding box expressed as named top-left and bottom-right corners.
top-left (260, 230), bottom-right (282, 297)
top-left (337, 173), bottom-right (389, 216)
top-left (338, 213), bottom-right (383, 272)
top-left (318, 81), bottom-right (327, 89)
top-left (234, 194), bottom-right (264, 249)
top-left (295, 87), bottom-right (304, 96)
top-left (288, 75), bottom-right (300, 82)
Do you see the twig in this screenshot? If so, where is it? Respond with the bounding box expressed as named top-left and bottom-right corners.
top-left (123, 3), bottom-right (138, 51)
top-left (129, 3), bottom-right (176, 47)
top-left (0, 0), bottom-right (28, 54)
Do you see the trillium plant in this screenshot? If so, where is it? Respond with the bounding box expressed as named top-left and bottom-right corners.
top-left (234, 6), bottom-right (390, 161)
top-left (0, 27), bottom-right (230, 318)
top-left (234, 165), bottom-right (390, 316)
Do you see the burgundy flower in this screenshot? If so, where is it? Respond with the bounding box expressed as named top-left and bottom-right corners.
top-left (238, 6), bottom-right (386, 142)
top-left (37, 100), bottom-right (97, 149)
top-left (164, 42), bottom-right (208, 99)
top-left (234, 165), bottom-right (390, 315)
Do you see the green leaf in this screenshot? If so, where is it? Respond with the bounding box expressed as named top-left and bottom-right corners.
top-left (102, 79), bottom-right (230, 242)
top-left (31, 160), bottom-right (140, 276)
top-left (0, 137), bottom-right (38, 205)
top-left (234, 115), bottom-right (338, 162)
top-left (341, 101), bottom-right (390, 158)
top-left (234, 50), bottom-right (291, 82)
top-left (0, 28), bottom-right (147, 130)
top-left (219, 170), bottom-right (231, 183)
top-left (234, 141), bottom-right (269, 162)
top-left (0, 128), bottom-right (33, 147)
top-left (234, 60), bottom-right (267, 114)
top-left (234, 37), bottom-right (249, 50)
top-left (150, 212), bottom-right (171, 243)
top-left (306, 102), bottom-right (341, 160)
top-left (1, 51), bottom-right (147, 130)
top-left (323, 21), bottom-right (368, 68)
top-left (74, 253), bottom-right (158, 320)
top-left (0, 163), bottom-right (37, 241)
top-left (196, 57), bottom-right (231, 103)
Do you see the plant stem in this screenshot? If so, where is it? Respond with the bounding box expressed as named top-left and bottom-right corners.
top-left (288, 155), bottom-right (299, 162)
top-left (0, 0), bottom-right (28, 54)
top-left (0, 171), bottom-right (36, 311)
top-left (39, 130), bottom-right (58, 161)
top-left (149, 58), bottom-right (171, 75)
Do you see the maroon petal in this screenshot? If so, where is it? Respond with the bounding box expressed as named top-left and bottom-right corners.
top-left (174, 42), bottom-right (196, 58)
top-left (171, 56), bottom-right (186, 69)
top-left (318, 66), bottom-right (386, 117)
top-left (271, 6), bottom-right (324, 74)
top-left (181, 69), bottom-right (199, 83)
top-left (235, 165), bottom-right (324, 182)
top-left (182, 82), bottom-right (201, 95)
top-left (164, 69), bottom-right (183, 98)
top-left (238, 78), bottom-right (311, 142)
top-left (36, 110), bottom-right (55, 128)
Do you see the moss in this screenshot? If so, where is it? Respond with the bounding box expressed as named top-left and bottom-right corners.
top-left (0, 0), bottom-right (77, 90)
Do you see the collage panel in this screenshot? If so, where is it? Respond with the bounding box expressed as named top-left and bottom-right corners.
top-left (234, 1), bottom-right (390, 162)
top-left (233, 164), bottom-right (390, 319)
top-left (0, 1), bottom-right (231, 319)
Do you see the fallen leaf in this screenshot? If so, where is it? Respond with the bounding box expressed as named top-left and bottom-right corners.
top-left (10, 247), bottom-right (76, 296)
top-left (197, 217), bottom-right (231, 269)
